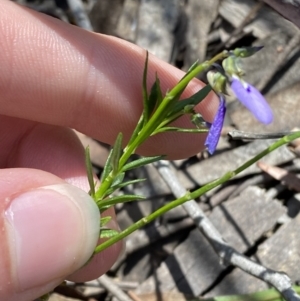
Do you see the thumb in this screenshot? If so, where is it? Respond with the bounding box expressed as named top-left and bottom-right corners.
top-left (1, 169), bottom-right (100, 301)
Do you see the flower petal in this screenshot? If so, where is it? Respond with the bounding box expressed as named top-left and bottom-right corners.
top-left (231, 79), bottom-right (273, 124)
top-left (205, 96), bottom-right (226, 155)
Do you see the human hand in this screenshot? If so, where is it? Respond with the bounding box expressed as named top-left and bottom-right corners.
top-left (0, 1), bottom-right (218, 300)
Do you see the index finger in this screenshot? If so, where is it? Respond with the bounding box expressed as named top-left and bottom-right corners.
top-left (0, 1), bottom-right (218, 159)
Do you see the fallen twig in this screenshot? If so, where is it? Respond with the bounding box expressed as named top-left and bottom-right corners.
top-left (67, 0), bottom-right (93, 31)
top-left (154, 160), bottom-right (300, 301)
top-left (256, 33), bottom-right (300, 92)
top-left (228, 130), bottom-right (293, 140)
top-left (263, 0), bottom-right (300, 28)
top-left (98, 274), bottom-right (134, 301)
top-left (212, 1), bottom-right (264, 56)
top-left (257, 161), bottom-right (300, 192)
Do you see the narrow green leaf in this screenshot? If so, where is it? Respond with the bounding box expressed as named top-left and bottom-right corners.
top-left (100, 148), bottom-right (113, 182)
top-left (110, 133), bottom-right (123, 175)
top-left (121, 155), bottom-right (165, 172)
top-left (165, 60), bottom-right (200, 102)
top-left (127, 114), bottom-right (145, 148)
top-left (155, 85), bottom-right (211, 132)
top-left (155, 75), bottom-right (163, 105)
top-left (85, 146), bottom-right (95, 197)
top-left (148, 80), bottom-right (159, 117)
top-left (99, 206), bottom-right (111, 213)
top-left (155, 111), bottom-right (184, 130)
top-left (178, 60), bottom-right (199, 83)
top-left (147, 73), bottom-right (163, 117)
top-left (167, 85), bottom-right (212, 118)
top-left (102, 178), bottom-right (146, 198)
top-left (111, 172), bottom-right (125, 187)
top-left (142, 51), bottom-right (149, 124)
top-left (153, 127), bottom-right (208, 134)
top-left (100, 229), bottom-right (119, 239)
top-left (114, 178), bottom-right (146, 188)
top-left (100, 216), bottom-right (112, 227)
top-left (99, 194), bottom-right (145, 208)
top-left (187, 60), bottom-right (200, 73)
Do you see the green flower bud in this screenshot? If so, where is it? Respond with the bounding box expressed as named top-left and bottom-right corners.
top-left (222, 56), bottom-right (244, 77)
top-left (191, 113), bottom-right (205, 128)
top-left (207, 71), bottom-right (227, 94)
top-left (231, 46), bottom-right (263, 58)
top-left (183, 104), bottom-right (196, 114)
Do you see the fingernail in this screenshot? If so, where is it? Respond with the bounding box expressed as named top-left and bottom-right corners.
top-left (5, 184), bottom-right (100, 291)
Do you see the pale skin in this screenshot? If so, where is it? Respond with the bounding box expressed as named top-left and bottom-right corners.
top-left (0, 1), bottom-right (218, 300)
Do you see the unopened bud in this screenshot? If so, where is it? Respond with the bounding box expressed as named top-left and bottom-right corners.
top-left (207, 71), bottom-right (227, 94)
top-left (191, 113), bottom-right (205, 128)
top-left (222, 56), bottom-right (244, 77)
top-left (231, 46), bottom-right (263, 58)
top-left (183, 104), bottom-right (196, 114)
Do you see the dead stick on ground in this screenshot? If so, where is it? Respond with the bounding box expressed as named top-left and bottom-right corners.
top-left (67, 0), bottom-right (93, 31)
top-left (256, 33), bottom-right (300, 92)
top-left (262, 0), bottom-right (300, 29)
top-left (212, 1), bottom-right (264, 56)
top-left (153, 160), bottom-right (300, 301)
top-left (127, 290), bottom-right (143, 301)
top-left (98, 274), bottom-right (134, 301)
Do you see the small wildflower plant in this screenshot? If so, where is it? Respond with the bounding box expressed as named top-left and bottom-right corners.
top-left (84, 47), bottom-right (300, 255)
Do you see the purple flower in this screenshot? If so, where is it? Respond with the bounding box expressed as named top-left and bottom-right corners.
top-left (205, 96), bottom-right (226, 155)
top-left (231, 78), bottom-right (273, 124)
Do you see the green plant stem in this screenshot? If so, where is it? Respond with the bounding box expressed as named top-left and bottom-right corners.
top-left (119, 51), bottom-right (228, 167)
top-left (95, 51), bottom-right (228, 200)
top-left (94, 131), bottom-right (300, 254)
top-left (154, 111), bottom-right (184, 130)
top-left (202, 286), bottom-right (300, 301)
top-left (153, 127), bottom-right (208, 134)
